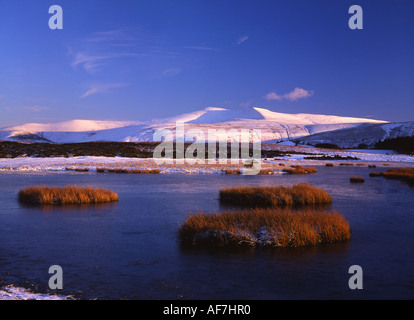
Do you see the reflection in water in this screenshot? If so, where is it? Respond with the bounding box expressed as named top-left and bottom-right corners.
top-left (179, 238), bottom-right (351, 258)
top-left (20, 201), bottom-right (119, 213)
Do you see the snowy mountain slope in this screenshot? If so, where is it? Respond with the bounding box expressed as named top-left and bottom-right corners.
top-left (295, 121), bottom-right (414, 148)
top-left (1, 119), bottom-right (141, 133)
top-left (0, 106), bottom-right (392, 144)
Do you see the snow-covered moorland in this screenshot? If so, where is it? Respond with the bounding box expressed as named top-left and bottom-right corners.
top-left (0, 144), bottom-right (413, 174)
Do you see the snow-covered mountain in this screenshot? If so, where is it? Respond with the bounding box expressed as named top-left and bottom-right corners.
top-left (0, 106), bottom-right (404, 146)
top-left (295, 121), bottom-right (414, 148)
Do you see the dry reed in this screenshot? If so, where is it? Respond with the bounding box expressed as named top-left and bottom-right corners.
top-left (18, 185), bottom-right (119, 205)
top-left (219, 183), bottom-right (332, 208)
top-left (382, 168), bottom-right (414, 185)
top-left (96, 168), bottom-right (161, 174)
top-left (350, 176), bottom-right (365, 183)
top-left (282, 165), bottom-right (318, 174)
top-left (369, 172), bottom-right (383, 177)
top-left (222, 169), bottom-right (242, 175)
top-left (179, 208), bottom-right (351, 247)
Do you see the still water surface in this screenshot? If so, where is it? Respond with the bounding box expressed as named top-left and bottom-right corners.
top-left (0, 166), bottom-right (413, 299)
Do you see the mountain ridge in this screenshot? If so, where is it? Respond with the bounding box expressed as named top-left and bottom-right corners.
top-left (1, 106), bottom-right (409, 148)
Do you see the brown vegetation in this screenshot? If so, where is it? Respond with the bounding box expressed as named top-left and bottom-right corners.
top-left (179, 208), bottom-right (351, 247)
top-left (0, 141), bottom-right (158, 158)
top-left (369, 172), bottom-right (383, 177)
top-left (325, 163), bottom-right (334, 167)
top-left (96, 168), bottom-right (161, 174)
top-left (219, 183), bottom-right (332, 208)
top-left (282, 165), bottom-right (317, 174)
top-left (18, 185), bottom-right (119, 205)
top-left (222, 169), bottom-right (242, 175)
top-left (259, 169), bottom-right (274, 175)
top-left (350, 176), bottom-right (365, 183)
top-left (382, 168), bottom-right (414, 185)
top-left (65, 167), bottom-right (89, 172)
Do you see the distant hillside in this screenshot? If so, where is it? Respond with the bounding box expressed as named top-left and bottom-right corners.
top-left (375, 136), bottom-right (414, 155)
top-left (295, 121), bottom-right (414, 149)
top-left (0, 107), bottom-right (388, 144)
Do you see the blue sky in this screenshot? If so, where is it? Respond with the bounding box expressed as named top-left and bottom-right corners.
top-left (0, 0), bottom-right (413, 127)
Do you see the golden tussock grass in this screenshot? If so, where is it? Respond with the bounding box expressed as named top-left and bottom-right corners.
top-left (369, 172), bottom-right (383, 177)
top-left (97, 168), bottom-right (161, 174)
top-left (18, 185), bottom-right (119, 205)
top-left (65, 167), bottom-right (89, 172)
top-left (350, 176), bottom-right (365, 183)
top-left (340, 163), bottom-right (354, 166)
top-left (130, 168), bottom-right (161, 174)
top-left (382, 168), bottom-right (414, 184)
top-left (219, 183), bottom-right (332, 208)
top-left (259, 169), bottom-right (274, 175)
top-left (222, 169), bottom-right (242, 175)
top-left (282, 165), bottom-right (318, 174)
top-left (179, 208), bottom-right (351, 247)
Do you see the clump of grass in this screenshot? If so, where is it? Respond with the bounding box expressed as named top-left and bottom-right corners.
top-left (340, 163), bottom-right (354, 166)
top-left (369, 172), bottom-right (383, 177)
top-left (130, 168), bottom-right (161, 174)
top-left (222, 169), bottom-right (241, 175)
top-left (282, 165), bottom-right (317, 174)
top-left (350, 176), bottom-right (365, 183)
top-left (259, 169), bottom-right (274, 175)
top-left (219, 183), bottom-right (332, 208)
top-left (368, 164), bottom-right (377, 168)
top-left (18, 185), bottom-right (119, 205)
top-left (325, 163), bottom-right (334, 167)
top-left (96, 168), bottom-right (161, 174)
top-left (382, 168), bottom-right (414, 185)
top-left (111, 168), bottom-right (130, 173)
top-left (179, 208), bottom-right (351, 247)
top-left (65, 167), bottom-right (89, 172)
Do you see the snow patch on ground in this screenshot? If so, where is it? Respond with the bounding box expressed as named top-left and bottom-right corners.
top-left (0, 285), bottom-right (73, 300)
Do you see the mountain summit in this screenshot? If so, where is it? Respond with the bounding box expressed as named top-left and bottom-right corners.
top-left (1, 106), bottom-right (409, 148)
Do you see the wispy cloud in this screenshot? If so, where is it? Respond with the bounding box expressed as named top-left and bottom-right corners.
top-left (265, 92), bottom-right (283, 101)
top-left (69, 29), bottom-right (144, 73)
top-left (161, 68), bottom-right (182, 78)
top-left (284, 88), bottom-right (314, 101)
top-left (182, 46), bottom-right (219, 52)
top-left (265, 88), bottom-right (314, 101)
top-left (71, 52), bottom-right (142, 73)
top-left (23, 106), bottom-right (50, 112)
top-left (71, 52), bottom-right (111, 73)
top-left (81, 29), bottom-right (134, 46)
top-left (81, 83), bottom-right (128, 98)
top-left (237, 36), bottom-right (249, 45)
